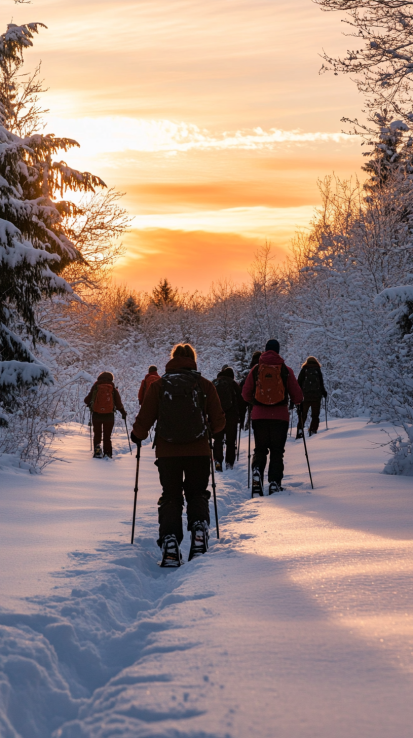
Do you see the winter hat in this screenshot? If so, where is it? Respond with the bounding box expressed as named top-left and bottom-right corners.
top-left (305, 356), bottom-right (320, 366)
top-left (148, 365), bottom-right (158, 373)
top-left (98, 371), bottom-right (114, 382)
top-left (265, 339), bottom-right (280, 353)
top-left (221, 366), bottom-right (234, 379)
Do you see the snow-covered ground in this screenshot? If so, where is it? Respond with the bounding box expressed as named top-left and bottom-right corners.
top-left (0, 419), bottom-right (412, 738)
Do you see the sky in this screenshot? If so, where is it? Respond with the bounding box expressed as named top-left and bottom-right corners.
top-left (10, 0), bottom-right (364, 293)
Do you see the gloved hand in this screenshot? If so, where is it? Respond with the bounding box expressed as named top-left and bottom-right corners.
top-left (130, 432), bottom-right (141, 447)
top-left (121, 410), bottom-right (127, 420)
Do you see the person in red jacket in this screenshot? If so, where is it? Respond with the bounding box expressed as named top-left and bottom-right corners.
top-left (84, 372), bottom-right (126, 458)
top-left (242, 340), bottom-right (303, 495)
top-left (138, 365), bottom-right (160, 405)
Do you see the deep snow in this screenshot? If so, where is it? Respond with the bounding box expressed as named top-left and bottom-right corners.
top-left (0, 419), bottom-right (412, 738)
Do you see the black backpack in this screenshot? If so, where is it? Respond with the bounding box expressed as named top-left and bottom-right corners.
top-left (157, 370), bottom-right (207, 444)
top-left (213, 376), bottom-right (236, 413)
top-left (302, 365), bottom-right (321, 397)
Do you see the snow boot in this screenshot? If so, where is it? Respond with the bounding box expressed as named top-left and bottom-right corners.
top-left (188, 521), bottom-right (209, 561)
top-left (296, 430), bottom-right (303, 440)
top-left (309, 429), bottom-right (317, 436)
top-left (226, 462), bottom-right (234, 470)
top-left (93, 445), bottom-right (103, 458)
top-left (215, 461), bottom-right (223, 472)
top-left (251, 468), bottom-right (264, 497)
top-left (269, 481), bottom-right (283, 495)
top-left (160, 535), bottom-right (182, 568)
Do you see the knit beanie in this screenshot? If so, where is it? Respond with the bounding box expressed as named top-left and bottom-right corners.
top-left (265, 339), bottom-right (280, 353)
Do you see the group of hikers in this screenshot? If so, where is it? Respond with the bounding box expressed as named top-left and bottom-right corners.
top-left (85, 340), bottom-right (327, 567)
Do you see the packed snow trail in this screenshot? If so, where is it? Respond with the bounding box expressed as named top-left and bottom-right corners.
top-left (0, 420), bottom-right (412, 738)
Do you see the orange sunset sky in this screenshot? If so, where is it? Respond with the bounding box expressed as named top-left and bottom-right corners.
top-left (12, 0), bottom-right (364, 292)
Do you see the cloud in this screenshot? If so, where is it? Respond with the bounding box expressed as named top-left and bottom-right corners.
top-left (112, 228), bottom-right (284, 292)
top-left (127, 205), bottom-right (315, 238)
top-left (46, 115), bottom-right (351, 156)
top-left (123, 182), bottom-right (318, 210)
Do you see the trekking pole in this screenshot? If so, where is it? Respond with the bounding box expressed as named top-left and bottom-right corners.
top-left (296, 406), bottom-right (314, 489)
top-left (124, 418), bottom-right (132, 454)
top-left (89, 410), bottom-right (92, 451)
top-left (207, 428), bottom-right (220, 538)
top-left (130, 446), bottom-right (141, 544)
top-left (289, 407), bottom-right (293, 437)
top-left (236, 422), bottom-right (241, 462)
top-left (247, 407), bottom-right (251, 488)
top-left (325, 397), bottom-right (328, 431)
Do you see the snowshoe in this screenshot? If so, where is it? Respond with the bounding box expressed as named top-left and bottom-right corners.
top-left (159, 535), bottom-right (183, 568)
top-left (93, 445), bottom-right (103, 458)
top-left (269, 481), bottom-right (283, 495)
top-left (215, 461), bottom-right (223, 472)
top-left (226, 462), bottom-right (234, 470)
top-left (309, 429), bottom-right (317, 436)
top-left (188, 521), bottom-right (209, 561)
top-left (251, 469), bottom-right (264, 497)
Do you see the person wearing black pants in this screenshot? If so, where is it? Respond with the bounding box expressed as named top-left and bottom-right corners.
top-left (156, 456), bottom-right (211, 546)
top-left (251, 419), bottom-right (289, 486)
top-left (242, 340), bottom-right (303, 494)
top-left (212, 366), bottom-right (243, 470)
top-left (131, 343), bottom-right (225, 564)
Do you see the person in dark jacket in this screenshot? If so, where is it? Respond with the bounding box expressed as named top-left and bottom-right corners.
top-left (138, 365), bottom-right (160, 405)
top-left (239, 351), bottom-right (262, 430)
top-left (212, 366), bottom-right (243, 471)
top-left (242, 340), bottom-right (303, 495)
top-left (131, 343), bottom-right (225, 566)
top-left (84, 372), bottom-right (126, 458)
top-left (296, 356), bottom-right (327, 438)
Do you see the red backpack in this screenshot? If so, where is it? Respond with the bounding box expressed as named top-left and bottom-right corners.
top-left (253, 363), bottom-right (288, 406)
top-left (92, 383), bottom-right (114, 413)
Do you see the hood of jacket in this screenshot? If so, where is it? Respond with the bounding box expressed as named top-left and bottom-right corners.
top-left (97, 372), bottom-right (114, 384)
top-left (259, 350), bottom-right (284, 366)
top-left (165, 357), bottom-right (198, 373)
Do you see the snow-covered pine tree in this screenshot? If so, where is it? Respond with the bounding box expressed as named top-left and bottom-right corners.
top-left (118, 295), bottom-right (141, 329)
top-left (0, 23), bottom-right (105, 419)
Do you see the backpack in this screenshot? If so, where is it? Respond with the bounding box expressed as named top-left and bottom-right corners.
top-left (253, 363), bottom-right (289, 406)
top-left (213, 376), bottom-right (236, 413)
top-left (157, 370), bottom-right (207, 444)
top-left (92, 383), bottom-right (115, 413)
top-left (302, 366), bottom-right (321, 397)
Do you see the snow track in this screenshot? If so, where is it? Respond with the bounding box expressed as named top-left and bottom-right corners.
top-left (0, 420), bottom-right (412, 738)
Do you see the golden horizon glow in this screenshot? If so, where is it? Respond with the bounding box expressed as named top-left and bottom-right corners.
top-left (12, 0), bottom-right (365, 293)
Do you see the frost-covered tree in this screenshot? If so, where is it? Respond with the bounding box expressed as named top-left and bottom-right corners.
top-left (316, 0), bottom-right (413, 118)
top-left (0, 23), bottom-right (105, 416)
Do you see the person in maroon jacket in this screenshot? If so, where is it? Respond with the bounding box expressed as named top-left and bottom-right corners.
top-left (84, 372), bottom-right (126, 458)
top-left (138, 365), bottom-right (160, 405)
top-left (131, 344), bottom-right (225, 566)
top-left (242, 340), bottom-right (303, 495)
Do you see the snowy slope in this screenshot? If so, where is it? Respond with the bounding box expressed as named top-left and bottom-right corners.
top-left (0, 419), bottom-right (412, 738)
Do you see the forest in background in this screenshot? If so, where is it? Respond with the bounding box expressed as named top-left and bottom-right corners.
top-left (1, 2), bottom-right (413, 472)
